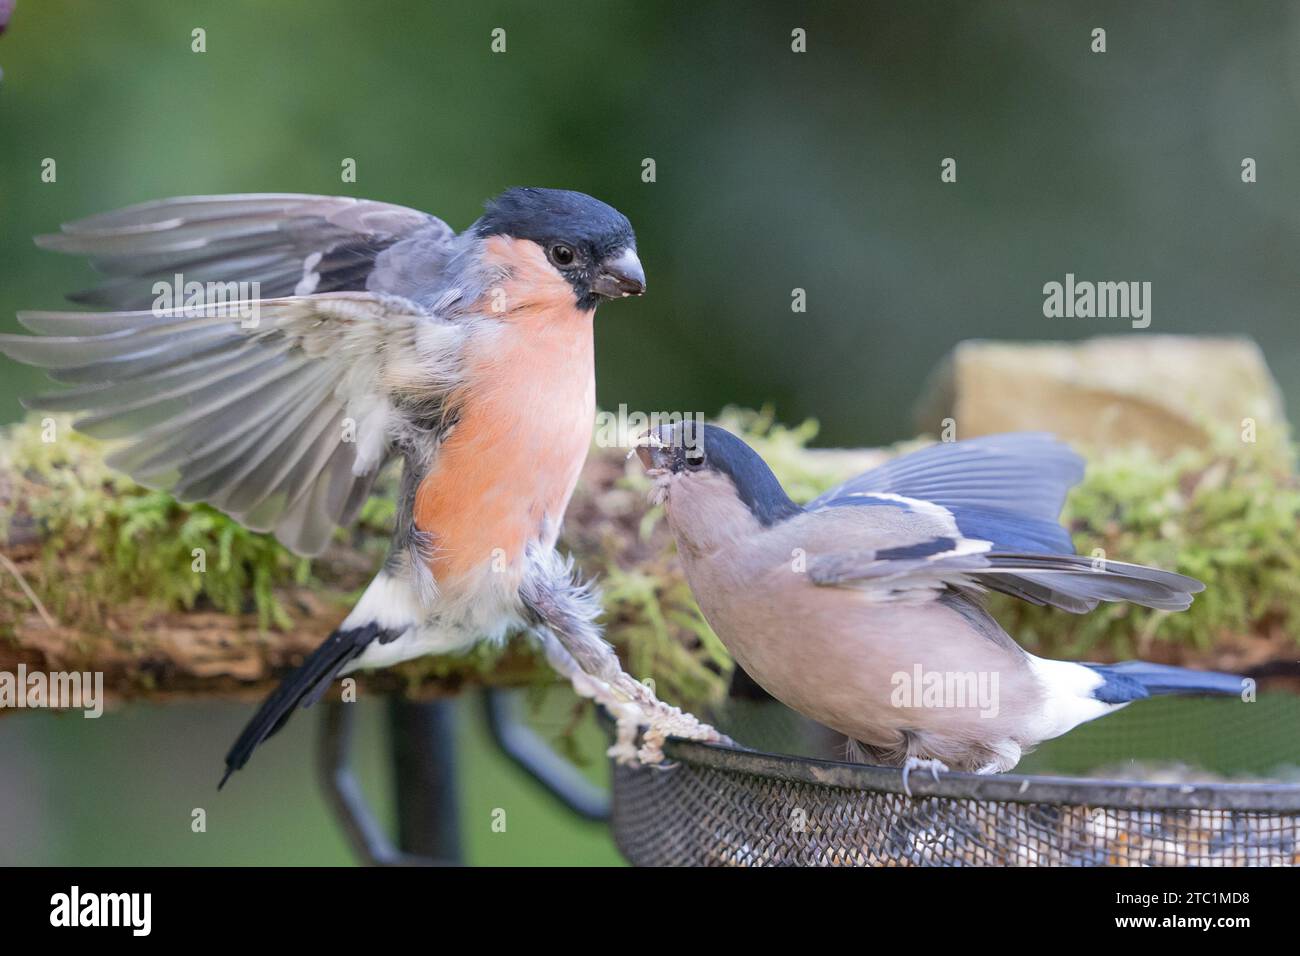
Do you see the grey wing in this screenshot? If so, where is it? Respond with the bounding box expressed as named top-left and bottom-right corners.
top-left (806, 434), bottom-right (1200, 611)
top-left (37, 194), bottom-right (458, 309)
top-left (808, 433), bottom-right (1084, 554)
top-left (808, 539), bottom-right (1202, 612)
top-left (0, 293), bottom-right (465, 556)
top-left (962, 553), bottom-right (1204, 612)
top-left (806, 537), bottom-right (995, 603)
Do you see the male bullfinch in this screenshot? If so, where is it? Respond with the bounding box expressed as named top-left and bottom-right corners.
top-left (637, 422), bottom-right (1244, 791)
top-left (0, 187), bottom-right (724, 784)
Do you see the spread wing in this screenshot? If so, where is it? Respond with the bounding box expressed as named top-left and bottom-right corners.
top-left (0, 292), bottom-right (465, 555)
top-left (808, 432), bottom-right (1084, 554)
top-left (806, 435), bottom-right (1201, 611)
top-left (36, 193), bottom-right (457, 309)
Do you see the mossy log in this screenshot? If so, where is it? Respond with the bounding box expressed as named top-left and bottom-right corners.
top-left (0, 473), bottom-right (546, 706)
top-left (2, 409), bottom-right (1298, 712)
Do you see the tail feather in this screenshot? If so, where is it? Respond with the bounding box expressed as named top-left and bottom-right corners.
top-left (1085, 661), bottom-right (1245, 703)
top-left (219, 623), bottom-right (388, 788)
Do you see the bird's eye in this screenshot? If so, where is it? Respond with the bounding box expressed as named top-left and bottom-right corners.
top-left (684, 448), bottom-right (706, 470)
top-left (548, 243), bottom-right (576, 268)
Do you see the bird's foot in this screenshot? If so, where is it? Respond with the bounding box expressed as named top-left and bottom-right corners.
top-left (608, 672), bottom-right (732, 765)
top-left (527, 629), bottom-right (733, 770)
top-left (536, 630), bottom-right (730, 766)
top-left (900, 757), bottom-right (949, 798)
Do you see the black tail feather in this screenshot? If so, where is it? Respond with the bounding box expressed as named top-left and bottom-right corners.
top-left (219, 624), bottom-right (389, 788)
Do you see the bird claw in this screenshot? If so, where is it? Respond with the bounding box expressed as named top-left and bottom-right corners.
top-left (536, 626), bottom-right (730, 768)
top-left (900, 757), bottom-right (949, 797)
top-left (596, 670), bottom-right (730, 764)
top-left (545, 641), bottom-right (729, 767)
top-left (605, 702), bottom-right (646, 764)
top-left (608, 685), bottom-right (732, 767)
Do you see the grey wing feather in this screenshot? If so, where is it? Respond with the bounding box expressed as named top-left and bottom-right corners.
top-left (809, 433), bottom-right (1085, 554)
top-left (37, 194), bottom-right (457, 309)
top-left (809, 542), bottom-right (1202, 613)
top-left (809, 433), bottom-right (1084, 516)
top-left (971, 553), bottom-right (1204, 613)
top-left (806, 435), bottom-right (1199, 611)
top-left (0, 293), bottom-right (464, 556)
top-left (807, 541), bottom-right (993, 602)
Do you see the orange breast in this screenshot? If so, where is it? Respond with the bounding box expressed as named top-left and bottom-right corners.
top-left (412, 237), bottom-right (596, 589)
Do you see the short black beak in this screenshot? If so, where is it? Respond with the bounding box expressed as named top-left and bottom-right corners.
top-left (633, 428), bottom-right (673, 472)
top-left (591, 248), bottom-right (646, 299)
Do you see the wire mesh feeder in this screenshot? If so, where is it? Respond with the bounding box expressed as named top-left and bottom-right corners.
top-left (609, 692), bottom-right (1300, 866)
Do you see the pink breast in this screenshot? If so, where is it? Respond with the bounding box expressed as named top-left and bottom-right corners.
top-left (413, 292), bottom-right (595, 588)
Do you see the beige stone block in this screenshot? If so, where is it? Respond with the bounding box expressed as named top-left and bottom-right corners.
top-left (915, 335), bottom-right (1287, 454)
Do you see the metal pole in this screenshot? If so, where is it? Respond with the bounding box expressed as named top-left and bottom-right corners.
top-left (388, 698), bottom-right (462, 862)
top-left (483, 689), bottom-right (610, 821)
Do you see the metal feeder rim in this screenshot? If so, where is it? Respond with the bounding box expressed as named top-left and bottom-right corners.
top-left (657, 738), bottom-right (1300, 813)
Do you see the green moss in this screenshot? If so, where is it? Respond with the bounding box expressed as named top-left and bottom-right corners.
top-left (600, 564), bottom-right (732, 706)
top-left (2, 415), bottom-right (318, 633)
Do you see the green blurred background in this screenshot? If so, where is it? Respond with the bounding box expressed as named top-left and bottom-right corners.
top-left (1, 1), bottom-right (1298, 864)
